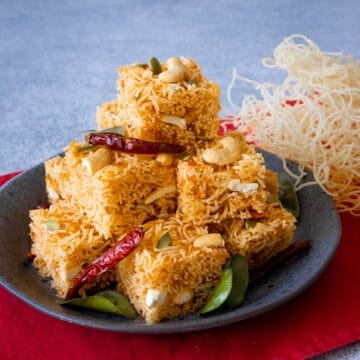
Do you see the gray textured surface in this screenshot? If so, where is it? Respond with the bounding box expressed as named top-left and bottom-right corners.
top-left (1, 0), bottom-right (359, 357)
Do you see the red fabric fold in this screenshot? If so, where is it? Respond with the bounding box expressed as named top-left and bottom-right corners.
top-left (0, 172), bottom-right (359, 360)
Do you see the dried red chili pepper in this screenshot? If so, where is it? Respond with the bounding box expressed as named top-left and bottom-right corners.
top-left (36, 200), bottom-right (49, 209)
top-left (88, 133), bottom-right (185, 154)
top-left (249, 208), bottom-right (267, 220)
top-left (65, 227), bottom-right (144, 300)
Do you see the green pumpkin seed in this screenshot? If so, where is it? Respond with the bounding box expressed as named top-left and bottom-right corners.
top-left (278, 173), bottom-right (300, 217)
top-left (149, 57), bottom-right (162, 75)
top-left (225, 254), bottom-right (249, 308)
top-left (43, 220), bottom-right (60, 231)
top-left (58, 290), bottom-right (137, 319)
top-left (157, 232), bottom-right (171, 249)
top-left (134, 89), bottom-right (141, 100)
top-left (135, 203), bottom-right (146, 210)
top-left (245, 219), bottom-right (260, 229)
top-left (187, 78), bottom-right (198, 86)
top-left (78, 145), bottom-right (100, 153)
top-left (200, 268), bottom-right (233, 314)
top-left (194, 134), bottom-right (212, 141)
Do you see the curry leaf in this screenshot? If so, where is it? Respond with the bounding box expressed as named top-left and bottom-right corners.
top-left (278, 173), bottom-right (300, 218)
top-left (58, 290), bottom-right (137, 319)
top-left (200, 268), bottom-right (233, 314)
top-left (225, 254), bottom-right (249, 308)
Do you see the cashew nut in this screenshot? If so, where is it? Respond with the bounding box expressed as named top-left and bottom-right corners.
top-left (202, 136), bottom-right (243, 165)
top-left (145, 288), bottom-right (167, 308)
top-left (193, 233), bottom-right (225, 248)
top-left (173, 289), bottom-right (193, 305)
top-left (60, 266), bottom-right (82, 282)
top-left (226, 179), bottom-right (259, 193)
top-left (158, 57), bottom-right (186, 83)
top-left (155, 153), bottom-right (173, 166)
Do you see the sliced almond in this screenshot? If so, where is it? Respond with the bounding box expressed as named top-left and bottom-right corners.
top-left (161, 115), bottom-right (187, 129)
top-left (144, 184), bottom-right (176, 205)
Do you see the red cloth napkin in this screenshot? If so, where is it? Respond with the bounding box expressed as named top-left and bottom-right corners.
top-left (1, 172), bottom-right (359, 360)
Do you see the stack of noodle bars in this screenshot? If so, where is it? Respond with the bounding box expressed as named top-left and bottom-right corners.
top-left (29, 56), bottom-right (296, 323)
top-left (96, 57), bottom-right (220, 153)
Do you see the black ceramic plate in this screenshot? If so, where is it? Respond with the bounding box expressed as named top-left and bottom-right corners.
top-left (0, 151), bottom-right (341, 334)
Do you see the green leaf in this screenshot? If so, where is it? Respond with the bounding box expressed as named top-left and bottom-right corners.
top-left (157, 232), bottom-right (171, 249)
top-left (266, 194), bottom-right (278, 204)
top-left (278, 173), bottom-right (300, 218)
top-left (200, 268), bottom-right (233, 314)
top-left (97, 290), bottom-right (137, 318)
top-left (82, 126), bottom-right (126, 138)
top-left (225, 254), bottom-right (249, 308)
top-left (177, 152), bottom-right (191, 160)
top-left (58, 290), bottom-right (137, 319)
top-left (98, 126), bottom-right (126, 137)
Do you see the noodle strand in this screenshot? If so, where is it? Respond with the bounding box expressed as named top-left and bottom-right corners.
top-left (227, 34), bottom-right (360, 215)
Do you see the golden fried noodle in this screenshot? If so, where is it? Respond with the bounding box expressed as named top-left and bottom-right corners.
top-left (226, 34), bottom-right (360, 215)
